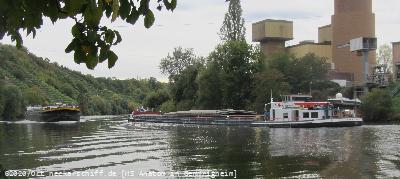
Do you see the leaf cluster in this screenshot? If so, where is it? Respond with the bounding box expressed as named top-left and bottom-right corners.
top-left (0, 0), bottom-right (177, 69)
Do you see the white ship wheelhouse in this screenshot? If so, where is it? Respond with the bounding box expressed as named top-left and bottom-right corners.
top-left (267, 94), bottom-right (343, 122)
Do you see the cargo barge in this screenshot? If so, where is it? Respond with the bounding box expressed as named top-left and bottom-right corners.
top-left (128, 94), bottom-right (363, 128)
top-left (26, 104), bottom-right (80, 122)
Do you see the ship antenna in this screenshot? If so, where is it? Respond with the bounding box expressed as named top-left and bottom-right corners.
top-left (270, 89), bottom-right (273, 103)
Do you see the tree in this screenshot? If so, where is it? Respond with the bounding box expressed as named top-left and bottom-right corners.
top-left (159, 100), bottom-right (176, 113)
top-left (23, 85), bottom-right (47, 105)
top-left (288, 54), bottom-right (330, 93)
top-left (268, 53), bottom-right (331, 94)
top-left (78, 93), bottom-right (92, 115)
top-left (361, 89), bottom-right (392, 122)
top-left (110, 93), bottom-right (128, 114)
top-left (159, 47), bottom-right (204, 110)
top-left (148, 77), bottom-right (161, 91)
top-left (143, 90), bottom-right (170, 109)
top-left (377, 44), bottom-right (392, 73)
top-left (309, 80), bottom-right (340, 101)
top-left (170, 65), bottom-right (202, 109)
top-left (159, 47), bottom-right (205, 80)
top-left (251, 69), bottom-right (290, 113)
top-left (90, 95), bottom-right (111, 115)
top-left (219, 0), bottom-right (246, 41)
top-left (206, 41), bottom-right (262, 109)
top-left (1, 84), bottom-right (25, 120)
top-left (196, 63), bottom-right (223, 109)
top-left (0, 0), bottom-right (177, 69)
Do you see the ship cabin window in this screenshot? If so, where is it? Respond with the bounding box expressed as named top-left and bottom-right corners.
top-left (311, 112), bottom-right (319, 118)
top-left (283, 113), bottom-right (288, 119)
top-left (303, 112), bottom-right (309, 118)
top-left (273, 109), bottom-right (275, 120)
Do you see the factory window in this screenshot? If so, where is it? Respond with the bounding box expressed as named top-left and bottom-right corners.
top-left (303, 112), bottom-right (309, 118)
top-left (311, 112), bottom-right (319, 118)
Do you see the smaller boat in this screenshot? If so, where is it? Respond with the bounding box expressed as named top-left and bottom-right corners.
top-left (26, 104), bottom-right (80, 122)
top-left (129, 106), bottom-right (162, 119)
top-left (253, 94), bottom-right (363, 128)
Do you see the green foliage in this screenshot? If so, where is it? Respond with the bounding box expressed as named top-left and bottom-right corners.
top-left (392, 93), bottom-right (400, 121)
top-left (110, 94), bottom-right (127, 115)
top-left (196, 63), bottom-right (223, 109)
top-left (268, 53), bottom-right (331, 94)
top-left (377, 44), bottom-right (392, 73)
top-left (206, 41), bottom-right (261, 109)
top-left (176, 99), bottom-right (193, 111)
top-left (361, 89), bottom-right (393, 122)
top-left (91, 95), bottom-right (112, 115)
top-left (219, 0), bottom-right (246, 41)
top-left (251, 69), bottom-right (290, 113)
top-left (23, 86), bottom-right (48, 105)
top-left (0, 83), bottom-right (25, 120)
top-left (159, 100), bottom-right (176, 113)
top-left (0, 0), bottom-right (177, 69)
top-left (171, 65), bottom-right (202, 109)
top-left (159, 47), bottom-right (205, 111)
top-left (148, 77), bottom-right (161, 91)
top-left (159, 47), bottom-right (205, 80)
top-left (143, 90), bottom-right (170, 109)
top-left (393, 96), bottom-right (400, 114)
top-left (161, 41), bottom-right (263, 111)
top-left (0, 44), bottom-right (166, 117)
top-left (310, 81), bottom-right (341, 101)
top-left (160, 42), bottom-right (335, 113)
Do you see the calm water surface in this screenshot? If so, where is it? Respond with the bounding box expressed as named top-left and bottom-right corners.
top-left (0, 116), bottom-right (399, 178)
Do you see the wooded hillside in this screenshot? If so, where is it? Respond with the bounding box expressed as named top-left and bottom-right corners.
top-left (0, 44), bottom-right (165, 120)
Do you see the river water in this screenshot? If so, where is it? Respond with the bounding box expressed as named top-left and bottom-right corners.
top-left (0, 116), bottom-right (399, 178)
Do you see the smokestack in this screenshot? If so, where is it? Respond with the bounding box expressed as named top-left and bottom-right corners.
top-left (331, 0), bottom-right (376, 85)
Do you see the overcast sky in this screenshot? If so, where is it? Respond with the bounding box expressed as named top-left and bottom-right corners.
top-left (1, 0), bottom-right (400, 81)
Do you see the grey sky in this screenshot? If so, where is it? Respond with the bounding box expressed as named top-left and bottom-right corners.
top-left (1, 0), bottom-right (399, 81)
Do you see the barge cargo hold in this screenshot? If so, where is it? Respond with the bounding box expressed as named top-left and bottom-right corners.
top-left (129, 109), bottom-right (258, 125)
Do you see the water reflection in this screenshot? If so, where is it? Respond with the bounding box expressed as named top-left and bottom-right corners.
top-left (0, 119), bottom-right (399, 178)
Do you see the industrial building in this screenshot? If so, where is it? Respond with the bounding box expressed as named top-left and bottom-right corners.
top-left (393, 42), bottom-right (400, 81)
top-left (252, 0), bottom-right (376, 86)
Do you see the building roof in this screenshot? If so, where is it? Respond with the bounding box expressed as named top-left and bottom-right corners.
top-left (287, 41), bottom-right (331, 48)
top-left (253, 19), bottom-right (292, 24)
top-left (318, 24), bottom-right (331, 29)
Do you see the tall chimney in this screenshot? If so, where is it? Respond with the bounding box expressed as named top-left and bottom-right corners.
top-left (331, 0), bottom-right (376, 85)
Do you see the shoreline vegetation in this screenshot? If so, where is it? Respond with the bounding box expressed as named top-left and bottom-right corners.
top-left (0, 44), bottom-right (168, 120)
top-left (0, 43), bottom-right (399, 123)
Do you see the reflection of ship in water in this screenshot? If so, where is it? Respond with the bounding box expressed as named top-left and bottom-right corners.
top-left (26, 104), bottom-right (80, 122)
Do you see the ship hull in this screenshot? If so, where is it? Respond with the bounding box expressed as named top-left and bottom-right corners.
top-left (129, 115), bottom-right (362, 128)
top-left (252, 118), bottom-right (363, 128)
top-left (26, 109), bottom-right (80, 122)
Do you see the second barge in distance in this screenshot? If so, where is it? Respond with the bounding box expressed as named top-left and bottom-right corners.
top-left (128, 94), bottom-right (363, 128)
top-left (26, 104), bottom-right (80, 122)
